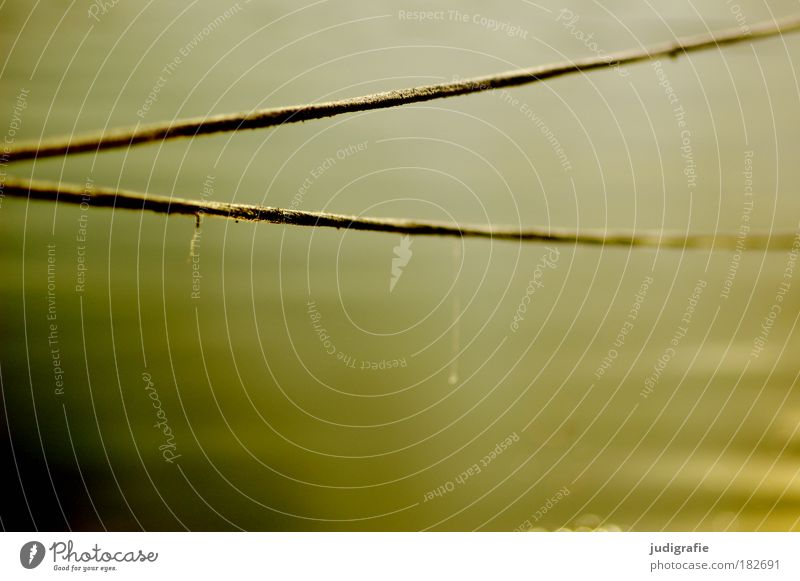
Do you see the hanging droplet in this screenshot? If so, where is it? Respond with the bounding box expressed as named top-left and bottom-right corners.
top-left (189, 212), bottom-right (202, 261)
top-left (448, 239), bottom-right (461, 386)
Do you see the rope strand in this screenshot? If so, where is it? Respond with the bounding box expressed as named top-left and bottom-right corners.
top-left (5, 176), bottom-right (797, 250)
top-left (6, 14), bottom-right (800, 163)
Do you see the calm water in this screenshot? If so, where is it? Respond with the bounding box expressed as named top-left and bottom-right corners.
top-left (1, 0), bottom-right (799, 530)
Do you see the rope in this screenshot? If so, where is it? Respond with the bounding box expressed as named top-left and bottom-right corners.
top-left (5, 14), bottom-right (800, 163)
top-left (6, 176), bottom-right (797, 250)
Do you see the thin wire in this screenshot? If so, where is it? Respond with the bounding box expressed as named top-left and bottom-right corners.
top-left (5, 14), bottom-right (800, 163)
top-left (5, 176), bottom-right (797, 249)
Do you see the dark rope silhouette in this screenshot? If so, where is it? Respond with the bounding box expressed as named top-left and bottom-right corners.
top-left (5, 176), bottom-right (797, 249)
top-left (5, 14), bottom-right (800, 162)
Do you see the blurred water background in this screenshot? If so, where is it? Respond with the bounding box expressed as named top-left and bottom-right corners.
top-left (1, 0), bottom-right (799, 530)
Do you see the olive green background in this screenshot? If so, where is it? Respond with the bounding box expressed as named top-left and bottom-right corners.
top-left (1, 0), bottom-right (799, 530)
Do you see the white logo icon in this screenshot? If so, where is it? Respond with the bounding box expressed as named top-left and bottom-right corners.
top-left (390, 235), bottom-right (413, 292)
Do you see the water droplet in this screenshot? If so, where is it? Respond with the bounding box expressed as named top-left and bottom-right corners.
top-left (448, 240), bottom-right (461, 386)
